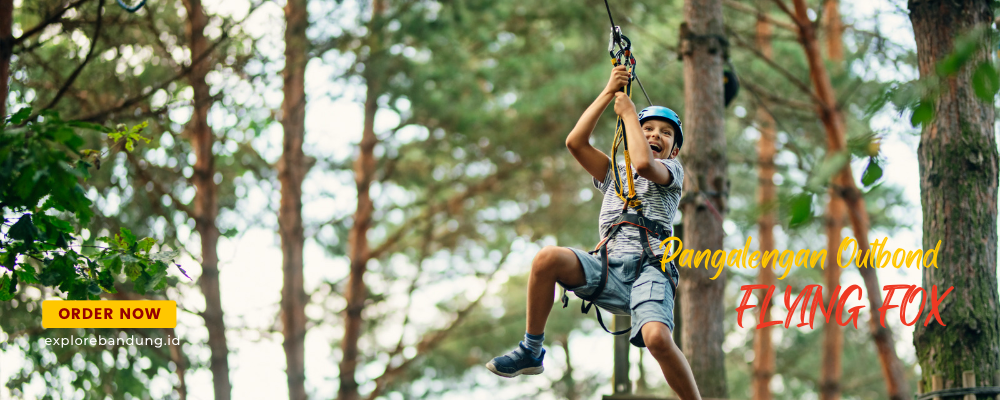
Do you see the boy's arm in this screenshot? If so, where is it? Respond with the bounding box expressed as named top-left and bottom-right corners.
top-left (614, 92), bottom-right (674, 186)
top-left (566, 66), bottom-right (631, 182)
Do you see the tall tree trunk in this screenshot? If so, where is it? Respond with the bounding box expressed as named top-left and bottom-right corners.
top-left (820, 196), bottom-right (845, 400)
top-left (787, 0), bottom-right (908, 398)
top-left (820, 2), bottom-right (845, 399)
top-left (821, 0), bottom-right (843, 63)
top-left (751, 14), bottom-right (776, 400)
top-left (0, 0), bottom-right (11, 119)
top-left (908, 0), bottom-right (1000, 394)
top-left (338, 2), bottom-right (384, 399)
top-left (165, 327), bottom-right (188, 400)
top-left (679, 0), bottom-right (728, 394)
top-left (280, 0), bottom-right (309, 398)
top-left (182, 1), bottom-right (230, 399)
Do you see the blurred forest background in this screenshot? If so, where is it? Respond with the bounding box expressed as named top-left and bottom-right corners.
top-left (0, 0), bottom-right (997, 399)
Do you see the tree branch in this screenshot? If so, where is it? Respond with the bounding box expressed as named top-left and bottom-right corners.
top-left (728, 28), bottom-right (822, 105)
top-left (740, 80), bottom-right (814, 110)
top-left (78, 0), bottom-right (267, 123)
top-left (723, 0), bottom-right (796, 31)
top-left (40, 0), bottom-right (104, 112)
top-left (771, 0), bottom-right (799, 24)
top-left (126, 152), bottom-right (196, 219)
top-left (13, 0), bottom-right (93, 47)
top-left (364, 250), bottom-right (508, 400)
top-left (368, 161), bottom-right (519, 260)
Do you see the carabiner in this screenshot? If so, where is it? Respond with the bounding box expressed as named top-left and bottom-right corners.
top-left (117, 0), bottom-right (147, 12)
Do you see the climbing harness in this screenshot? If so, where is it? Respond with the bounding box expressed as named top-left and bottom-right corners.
top-left (117, 0), bottom-right (146, 12)
top-left (559, 0), bottom-right (680, 336)
top-left (567, 105), bottom-right (683, 335)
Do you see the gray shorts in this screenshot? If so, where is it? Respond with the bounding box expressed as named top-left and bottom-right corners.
top-left (559, 247), bottom-right (680, 348)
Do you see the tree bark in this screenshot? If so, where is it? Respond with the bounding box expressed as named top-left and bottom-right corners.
top-left (820, 3), bottom-right (845, 399)
top-left (786, 0), bottom-right (908, 398)
top-left (182, 1), bottom-right (231, 399)
top-left (820, 195), bottom-right (845, 400)
top-left (338, 1), bottom-right (384, 399)
top-left (165, 327), bottom-right (188, 400)
top-left (0, 0), bottom-right (12, 119)
top-left (751, 14), bottom-right (776, 400)
top-left (679, 0), bottom-right (728, 395)
top-left (908, 0), bottom-right (1000, 394)
top-left (280, 0), bottom-right (309, 398)
top-left (821, 0), bottom-right (844, 63)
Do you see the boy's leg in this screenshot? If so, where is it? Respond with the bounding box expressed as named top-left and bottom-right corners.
top-left (641, 322), bottom-right (702, 400)
top-left (487, 246), bottom-right (589, 378)
top-left (526, 246), bottom-right (587, 334)
top-left (630, 262), bottom-right (700, 399)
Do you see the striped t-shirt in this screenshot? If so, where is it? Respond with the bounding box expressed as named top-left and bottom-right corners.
top-left (593, 157), bottom-right (683, 258)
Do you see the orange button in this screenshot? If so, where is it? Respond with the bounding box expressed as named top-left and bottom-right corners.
top-left (42, 300), bottom-right (177, 328)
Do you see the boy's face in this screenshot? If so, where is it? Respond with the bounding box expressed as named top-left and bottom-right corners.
top-left (642, 119), bottom-right (680, 159)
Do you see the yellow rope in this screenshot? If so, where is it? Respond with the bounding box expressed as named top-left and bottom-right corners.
top-left (610, 64), bottom-right (641, 209)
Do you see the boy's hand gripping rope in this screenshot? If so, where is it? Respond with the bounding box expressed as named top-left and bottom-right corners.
top-left (608, 27), bottom-right (642, 210)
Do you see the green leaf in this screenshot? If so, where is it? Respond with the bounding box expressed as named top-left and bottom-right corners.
top-left (972, 62), bottom-right (999, 101)
top-left (150, 250), bottom-right (179, 261)
top-left (54, 232), bottom-right (71, 249)
top-left (15, 265), bottom-right (39, 284)
top-left (9, 214), bottom-right (41, 244)
top-left (937, 33), bottom-right (980, 76)
top-left (0, 274), bottom-right (14, 301)
top-left (137, 238), bottom-right (157, 253)
top-left (144, 261), bottom-right (168, 291)
top-left (97, 269), bottom-right (117, 293)
top-left (52, 127), bottom-right (74, 143)
top-left (1, 251), bottom-right (14, 270)
top-left (864, 87), bottom-right (893, 119)
top-left (910, 100), bottom-right (934, 127)
top-left (133, 272), bottom-right (149, 296)
top-left (806, 151), bottom-right (850, 192)
top-left (67, 280), bottom-right (88, 300)
top-left (789, 193), bottom-right (813, 227)
top-left (87, 282), bottom-right (102, 296)
top-left (862, 158), bottom-right (883, 187)
top-left (9, 108), bottom-right (32, 125)
top-left (97, 236), bottom-right (118, 249)
top-left (124, 262), bottom-right (142, 280)
top-left (119, 228), bottom-right (137, 247)
top-left (105, 254), bottom-right (123, 275)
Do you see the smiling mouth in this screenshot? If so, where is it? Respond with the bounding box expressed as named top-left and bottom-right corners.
top-left (649, 144), bottom-right (662, 153)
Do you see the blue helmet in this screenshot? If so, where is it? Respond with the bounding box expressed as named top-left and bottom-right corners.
top-left (638, 106), bottom-right (684, 150)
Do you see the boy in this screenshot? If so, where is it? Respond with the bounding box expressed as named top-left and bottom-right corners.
top-left (485, 65), bottom-right (702, 400)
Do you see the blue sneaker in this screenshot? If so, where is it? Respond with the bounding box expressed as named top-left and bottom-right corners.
top-left (485, 342), bottom-right (545, 378)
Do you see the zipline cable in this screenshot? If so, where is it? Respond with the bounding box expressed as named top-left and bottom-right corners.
top-left (603, 0), bottom-right (616, 32)
top-left (634, 74), bottom-right (653, 107)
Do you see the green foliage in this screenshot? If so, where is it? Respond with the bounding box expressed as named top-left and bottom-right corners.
top-left (910, 98), bottom-right (935, 127)
top-left (972, 61), bottom-right (1000, 101)
top-left (108, 121), bottom-right (151, 152)
top-left (1, 108), bottom-right (182, 300)
top-left (935, 27), bottom-right (990, 76)
top-left (787, 192), bottom-right (813, 228)
top-left (861, 157), bottom-right (883, 187)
